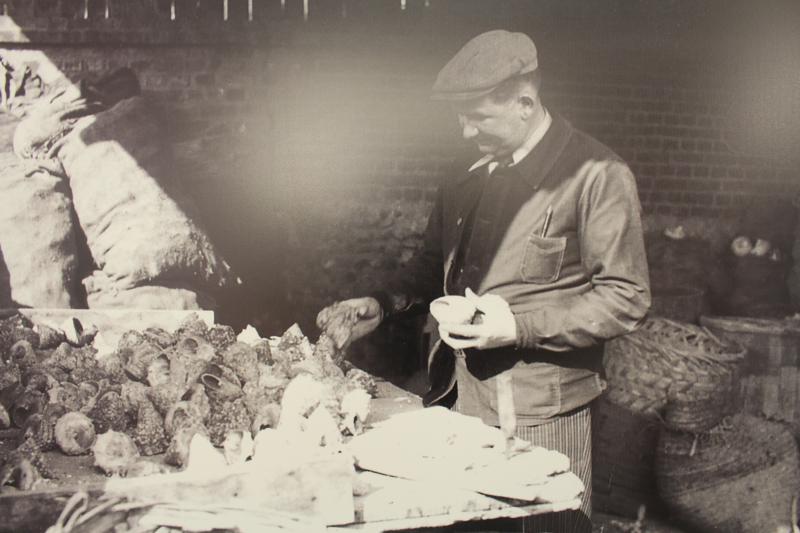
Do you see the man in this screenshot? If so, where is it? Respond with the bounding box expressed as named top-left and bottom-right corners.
top-left (318, 30), bottom-right (650, 532)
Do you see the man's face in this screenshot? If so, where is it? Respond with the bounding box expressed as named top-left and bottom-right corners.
top-left (454, 95), bottom-right (530, 157)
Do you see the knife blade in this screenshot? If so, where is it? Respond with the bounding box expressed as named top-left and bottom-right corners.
top-left (496, 371), bottom-right (516, 458)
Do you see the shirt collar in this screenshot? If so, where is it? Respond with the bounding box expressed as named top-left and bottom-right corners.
top-left (467, 109), bottom-right (553, 173)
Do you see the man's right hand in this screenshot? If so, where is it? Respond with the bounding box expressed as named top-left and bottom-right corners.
top-left (316, 297), bottom-right (383, 349)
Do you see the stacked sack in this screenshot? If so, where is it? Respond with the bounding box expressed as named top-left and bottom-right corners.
top-left (596, 318), bottom-right (745, 519)
top-left (604, 317), bottom-right (800, 532)
top-left (0, 79), bottom-right (83, 309)
top-left (4, 66), bottom-right (232, 310)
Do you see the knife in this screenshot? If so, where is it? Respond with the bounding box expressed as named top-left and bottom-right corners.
top-left (496, 371), bottom-right (516, 458)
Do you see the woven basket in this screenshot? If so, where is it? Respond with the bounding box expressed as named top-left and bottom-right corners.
top-left (604, 318), bottom-right (746, 427)
top-left (656, 414), bottom-right (800, 533)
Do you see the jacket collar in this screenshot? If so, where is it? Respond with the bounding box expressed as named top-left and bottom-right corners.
top-left (457, 113), bottom-right (574, 189)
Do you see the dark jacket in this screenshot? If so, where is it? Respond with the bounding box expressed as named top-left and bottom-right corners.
top-left (384, 114), bottom-right (651, 426)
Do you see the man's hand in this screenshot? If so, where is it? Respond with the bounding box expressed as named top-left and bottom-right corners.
top-left (316, 297), bottom-right (383, 349)
top-left (438, 289), bottom-right (517, 350)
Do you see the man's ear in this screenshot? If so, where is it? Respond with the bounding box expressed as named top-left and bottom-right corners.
top-left (518, 95), bottom-right (536, 119)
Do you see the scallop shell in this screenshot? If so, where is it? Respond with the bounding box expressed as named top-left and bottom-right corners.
top-left (131, 398), bottom-right (167, 456)
top-left (54, 411), bottom-right (97, 456)
top-left (221, 342), bottom-right (258, 385)
top-left (206, 398), bottom-right (251, 447)
top-left (92, 430), bottom-right (140, 476)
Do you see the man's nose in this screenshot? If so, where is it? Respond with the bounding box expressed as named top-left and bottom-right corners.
top-left (461, 122), bottom-right (478, 140)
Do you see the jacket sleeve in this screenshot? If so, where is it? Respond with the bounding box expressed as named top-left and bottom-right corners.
top-left (514, 161), bottom-right (651, 351)
top-left (372, 187), bottom-right (445, 319)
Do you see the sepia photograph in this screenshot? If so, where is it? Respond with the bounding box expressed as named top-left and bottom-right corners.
top-left (0, 1), bottom-right (799, 531)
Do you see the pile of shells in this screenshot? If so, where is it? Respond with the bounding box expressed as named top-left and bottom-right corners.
top-left (0, 312), bottom-right (376, 490)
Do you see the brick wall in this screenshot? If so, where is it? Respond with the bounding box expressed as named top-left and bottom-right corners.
top-left (0, 0), bottom-right (797, 337)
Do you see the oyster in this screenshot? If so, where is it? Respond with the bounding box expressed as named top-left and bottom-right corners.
top-left (87, 390), bottom-right (129, 433)
top-left (207, 324), bottom-right (236, 352)
top-left (206, 397), bottom-right (251, 447)
top-left (254, 339), bottom-right (272, 364)
top-left (0, 453), bottom-right (40, 491)
top-left (174, 313), bottom-right (208, 339)
top-left (11, 389), bottom-right (46, 428)
top-left (54, 411), bottom-right (97, 455)
top-left (145, 353), bottom-right (171, 388)
top-left (200, 363), bottom-right (242, 402)
top-left (164, 423), bottom-right (208, 467)
top-left (221, 342), bottom-right (258, 385)
top-left (222, 430), bottom-right (254, 465)
top-left (9, 340), bottom-right (38, 371)
top-left (131, 397), bottom-right (167, 456)
top-left (92, 431), bottom-right (140, 476)
top-left (123, 341), bottom-right (160, 382)
top-left (34, 323), bottom-right (66, 350)
top-left (47, 382), bottom-right (82, 411)
top-left (142, 327), bottom-right (175, 349)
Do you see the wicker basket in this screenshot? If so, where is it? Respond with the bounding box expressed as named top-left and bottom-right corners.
top-left (604, 318), bottom-right (746, 428)
top-left (656, 414), bottom-right (800, 533)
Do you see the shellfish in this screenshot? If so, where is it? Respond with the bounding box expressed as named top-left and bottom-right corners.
top-left (92, 431), bottom-right (140, 476)
top-left (131, 397), bottom-right (167, 456)
top-left (54, 411), bottom-right (97, 455)
top-left (221, 342), bottom-right (259, 385)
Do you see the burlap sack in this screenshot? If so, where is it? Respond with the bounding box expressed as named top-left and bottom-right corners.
top-left (83, 271), bottom-right (215, 310)
top-left (58, 96), bottom-right (231, 301)
top-left (0, 153), bottom-right (80, 308)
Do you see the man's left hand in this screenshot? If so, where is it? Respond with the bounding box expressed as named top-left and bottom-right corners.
top-left (438, 289), bottom-right (517, 350)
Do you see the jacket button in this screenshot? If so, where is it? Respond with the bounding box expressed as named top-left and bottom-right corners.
top-left (457, 217), bottom-right (463, 226)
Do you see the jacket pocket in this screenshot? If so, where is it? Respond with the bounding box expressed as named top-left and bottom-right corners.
top-left (512, 363), bottom-right (562, 419)
top-left (520, 234), bottom-right (567, 284)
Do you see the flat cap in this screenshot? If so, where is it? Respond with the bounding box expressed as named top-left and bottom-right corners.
top-left (432, 30), bottom-right (538, 101)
